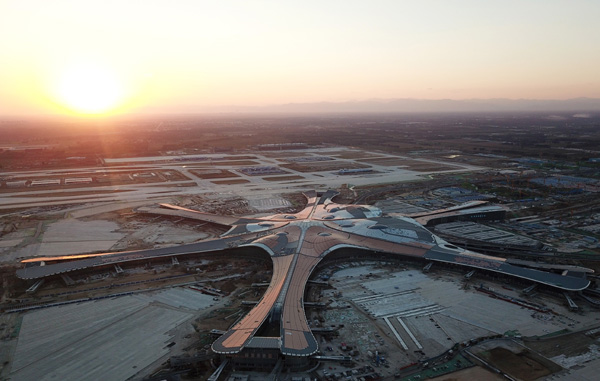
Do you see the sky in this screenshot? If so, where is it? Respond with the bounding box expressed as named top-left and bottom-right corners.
top-left (1, 0), bottom-right (599, 116)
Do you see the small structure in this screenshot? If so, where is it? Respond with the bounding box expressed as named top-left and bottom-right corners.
top-left (6, 180), bottom-right (27, 188)
top-left (31, 179), bottom-right (61, 187)
top-left (64, 177), bottom-right (93, 185)
top-left (239, 166), bottom-right (285, 176)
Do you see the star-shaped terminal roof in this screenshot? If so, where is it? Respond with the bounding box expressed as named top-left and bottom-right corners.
top-left (16, 190), bottom-right (592, 357)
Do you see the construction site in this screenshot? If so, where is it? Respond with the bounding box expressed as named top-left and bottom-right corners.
top-left (1, 184), bottom-right (599, 380)
top-left (1, 114), bottom-right (600, 380)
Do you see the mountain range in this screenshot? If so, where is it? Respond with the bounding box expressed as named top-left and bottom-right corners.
top-left (209, 98), bottom-right (600, 114)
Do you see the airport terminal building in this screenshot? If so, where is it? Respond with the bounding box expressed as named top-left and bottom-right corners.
top-left (15, 191), bottom-right (592, 370)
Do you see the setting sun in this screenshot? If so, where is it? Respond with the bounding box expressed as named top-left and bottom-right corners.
top-left (54, 62), bottom-right (125, 115)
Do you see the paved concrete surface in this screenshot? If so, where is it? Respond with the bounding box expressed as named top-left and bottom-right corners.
top-left (324, 265), bottom-right (599, 374)
top-left (0, 147), bottom-right (484, 211)
top-left (38, 219), bottom-right (125, 256)
top-left (134, 287), bottom-right (216, 311)
top-left (548, 356), bottom-right (600, 380)
top-left (10, 287), bottom-right (210, 381)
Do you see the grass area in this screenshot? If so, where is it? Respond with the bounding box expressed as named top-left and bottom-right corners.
top-left (9, 189), bottom-right (132, 198)
top-left (562, 227), bottom-right (600, 241)
top-left (11, 316), bottom-right (23, 338)
top-left (503, 330), bottom-right (522, 338)
top-left (331, 152), bottom-right (383, 159)
top-left (356, 157), bottom-right (411, 166)
top-left (262, 175), bottom-right (304, 181)
top-left (355, 157), bottom-right (460, 171)
top-left (281, 161), bottom-right (370, 173)
top-left (260, 152), bottom-right (310, 158)
top-left (211, 179), bottom-right (250, 185)
top-left (195, 332), bottom-right (214, 347)
top-left (402, 354), bottom-right (473, 381)
top-left (531, 329), bottom-right (570, 340)
top-left (208, 160), bottom-right (260, 166)
top-left (189, 169), bottom-right (240, 179)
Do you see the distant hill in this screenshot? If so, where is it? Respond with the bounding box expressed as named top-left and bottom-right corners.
top-left (210, 98), bottom-right (600, 114)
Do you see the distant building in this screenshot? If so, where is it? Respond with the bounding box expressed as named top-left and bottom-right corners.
top-left (6, 180), bottom-right (27, 188)
top-left (30, 179), bottom-right (61, 187)
top-left (415, 205), bottom-right (508, 226)
top-left (434, 221), bottom-right (543, 250)
top-left (256, 143), bottom-right (308, 150)
top-left (286, 156), bottom-right (333, 163)
top-left (64, 177), bottom-right (93, 185)
top-left (239, 166), bottom-right (285, 176)
top-left (133, 172), bottom-right (156, 179)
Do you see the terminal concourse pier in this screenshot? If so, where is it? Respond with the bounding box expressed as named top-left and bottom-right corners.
top-left (16, 190), bottom-right (592, 370)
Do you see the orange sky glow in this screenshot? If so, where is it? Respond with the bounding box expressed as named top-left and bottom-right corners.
top-left (1, 0), bottom-right (599, 116)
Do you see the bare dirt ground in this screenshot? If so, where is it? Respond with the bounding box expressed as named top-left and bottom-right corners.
top-left (188, 169), bottom-right (240, 179)
top-left (177, 195), bottom-right (255, 216)
top-left (478, 347), bottom-right (554, 380)
top-left (403, 162), bottom-right (461, 172)
top-left (8, 256), bottom-right (265, 307)
top-left (357, 157), bottom-right (418, 166)
top-left (33, 271), bottom-right (199, 300)
top-left (280, 192), bottom-right (312, 212)
top-left (259, 152), bottom-right (310, 158)
top-left (524, 331), bottom-right (598, 358)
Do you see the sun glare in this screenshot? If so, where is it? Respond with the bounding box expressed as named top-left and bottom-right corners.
top-left (54, 63), bottom-right (125, 115)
